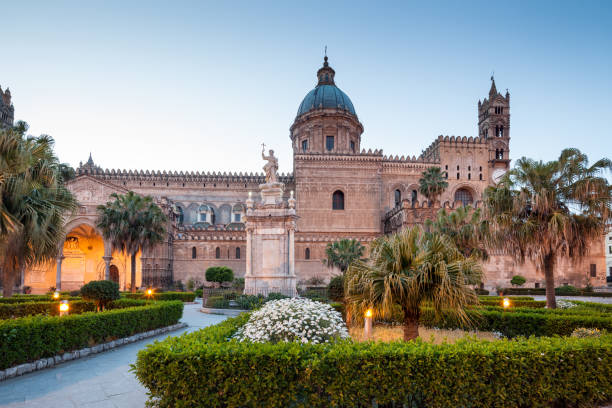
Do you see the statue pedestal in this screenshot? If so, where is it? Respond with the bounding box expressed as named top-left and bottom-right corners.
top-left (244, 184), bottom-right (297, 297)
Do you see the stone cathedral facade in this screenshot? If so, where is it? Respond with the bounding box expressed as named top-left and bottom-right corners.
top-left (17, 57), bottom-right (606, 293)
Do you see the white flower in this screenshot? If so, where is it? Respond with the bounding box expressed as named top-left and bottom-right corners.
top-left (233, 298), bottom-right (349, 344)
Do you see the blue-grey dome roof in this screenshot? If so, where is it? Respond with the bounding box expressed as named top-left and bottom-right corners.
top-left (297, 84), bottom-right (356, 117)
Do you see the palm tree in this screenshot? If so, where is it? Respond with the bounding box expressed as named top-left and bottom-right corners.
top-left (0, 123), bottom-right (77, 296)
top-left (97, 192), bottom-right (167, 292)
top-left (418, 167), bottom-right (448, 205)
top-left (425, 205), bottom-right (490, 260)
top-left (345, 226), bottom-right (482, 340)
top-left (323, 239), bottom-right (365, 273)
top-left (483, 149), bottom-right (612, 308)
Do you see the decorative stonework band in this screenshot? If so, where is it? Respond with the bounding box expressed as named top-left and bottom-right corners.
top-left (0, 322), bottom-right (188, 382)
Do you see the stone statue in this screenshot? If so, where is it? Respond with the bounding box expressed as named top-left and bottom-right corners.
top-left (261, 144), bottom-right (279, 184)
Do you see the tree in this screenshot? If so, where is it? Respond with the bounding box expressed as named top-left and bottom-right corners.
top-left (205, 266), bottom-right (234, 285)
top-left (323, 239), bottom-right (365, 274)
top-left (483, 149), bottom-right (612, 308)
top-left (418, 167), bottom-right (448, 205)
top-left (80, 280), bottom-right (120, 311)
top-left (424, 205), bottom-right (490, 260)
top-left (0, 122), bottom-right (76, 297)
top-left (345, 226), bottom-right (482, 341)
top-left (97, 192), bottom-right (167, 292)
top-left (510, 275), bottom-right (526, 287)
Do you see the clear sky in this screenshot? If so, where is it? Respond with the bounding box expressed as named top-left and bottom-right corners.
top-left (2, 0), bottom-right (611, 175)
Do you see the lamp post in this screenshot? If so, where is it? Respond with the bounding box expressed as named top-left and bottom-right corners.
top-left (364, 308), bottom-right (373, 340)
top-left (59, 300), bottom-right (69, 317)
top-left (502, 297), bottom-right (511, 309)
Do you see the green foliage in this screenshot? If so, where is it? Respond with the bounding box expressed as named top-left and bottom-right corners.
top-left (0, 301), bottom-right (183, 369)
top-left (0, 300), bottom-right (96, 319)
top-left (510, 275), bottom-right (526, 286)
top-left (346, 226), bottom-right (482, 340)
top-left (134, 315), bottom-right (612, 408)
top-left (483, 148), bottom-right (612, 308)
top-left (323, 239), bottom-right (365, 273)
top-left (556, 285), bottom-right (580, 295)
top-left (0, 295), bottom-right (79, 304)
top-left (572, 327), bottom-right (603, 338)
top-left (327, 275), bottom-right (344, 302)
top-left (194, 289), bottom-right (203, 298)
top-left (478, 299), bottom-right (546, 308)
top-left (97, 191), bottom-right (167, 292)
top-left (232, 277), bottom-right (245, 290)
top-left (205, 296), bottom-right (229, 308)
top-left (122, 291), bottom-right (196, 302)
top-left (418, 166), bottom-right (448, 204)
top-left (205, 266), bottom-right (234, 284)
top-left (0, 122), bottom-right (77, 296)
top-left (80, 280), bottom-right (120, 311)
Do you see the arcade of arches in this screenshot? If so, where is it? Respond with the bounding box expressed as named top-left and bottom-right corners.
top-left (27, 223), bottom-right (141, 292)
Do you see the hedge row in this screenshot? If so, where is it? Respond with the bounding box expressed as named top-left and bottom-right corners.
top-left (502, 287), bottom-right (612, 297)
top-left (0, 301), bottom-right (183, 369)
top-left (122, 292), bottom-right (196, 302)
top-left (478, 299), bottom-right (546, 308)
top-left (478, 296), bottom-right (534, 301)
top-left (421, 307), bottom-right (612, 337)
top-left (0, 298), bottom-right (149, 319)
top-left (0, 295), bottom-right (80, 304)
top-left (134, 314), bottom-right (612, 408)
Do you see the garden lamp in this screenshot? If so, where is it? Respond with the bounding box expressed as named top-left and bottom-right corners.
top-left (364, 308), bottom-right (373, 340)
top-left (502, 298), bottom-right (511, 309)
top-left (59, 300), bottom-right (69, 316)
top-left (53, 291), bottom-right (60, 300)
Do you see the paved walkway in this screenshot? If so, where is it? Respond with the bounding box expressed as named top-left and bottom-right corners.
top-left (0, 302), bottom-right (226, 408)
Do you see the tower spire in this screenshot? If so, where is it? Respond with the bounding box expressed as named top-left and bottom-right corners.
top-left (489, 75), bottom-right (497, 97)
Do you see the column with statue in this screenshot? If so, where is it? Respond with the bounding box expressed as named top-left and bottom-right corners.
top-left (244, 144), bottom-right (297, 296)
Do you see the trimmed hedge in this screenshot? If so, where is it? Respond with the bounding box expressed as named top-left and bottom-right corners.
top-left (421, 307), bottom-right (612, 337)
top-left (0, 295), bottom-right (80, 304)
top-left (134, 314), bottom-right (612, 408)
top-left (478, 299), bottom-right (546, 308)
top-left (123, 292), bottom-right (196, 302)
top-left (0, 301), bottom-right (183, 369)
top-left (502, 287), bottom-right (612, 297)
top-left (0, 300), bottom-right (96, 319)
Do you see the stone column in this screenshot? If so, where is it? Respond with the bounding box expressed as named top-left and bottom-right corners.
top-left (56, 252), bottom-right (65, 291)
top-left (103, 240), bottom-right (113, 281)
top-left (245, 227), bottom-right (252, 276)
top-left (288, 225), bottom-right (295, 278)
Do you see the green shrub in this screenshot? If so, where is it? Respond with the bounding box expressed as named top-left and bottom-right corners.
top-left (194, 289), bottom-right (203, 298)
top-left (134, 315), bottom-right (612, 408)
top-left (0, 295), bottom-right (80, 304)
top-left (478, 296), bottom-right (534, 301)
top-left (205, 266), bottom-right (234, 284)
top-left (0, 301), bottom-right (183, 369)
top-left (234, 295), bottom-right (264, 310)
top-left (205, 296), bottom-right (229, 308)
top-left (572, 327), bottom-right (603, 338)
top-left (474, 287), bottom-right (489, 295)
top-left (327, 276), bottom-right (344, 301)
top-left (0, 300), bottom-right (96, 319)
top-left (122, 292), bottom-right (196, 302)
top-left (80, 280), bottom-right (120, 311)
top-left (478, 299), bottom-right (546, 308)
top-left (510, 275), bottom-right (526, 286)
top-left (556, 285), bottom-right (580, 295)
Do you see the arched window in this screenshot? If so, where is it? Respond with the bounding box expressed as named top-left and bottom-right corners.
top-left (411, 190), bottom-right (418, 205)
top-left (305, 248), bottom-right (311, 260)
top-left (332, 190), bottom-right (344, 210)
top-left (177, 207), bottom-right (184, 225)
top-left (215, 247), bottom-right (220, 259)
top-left (394, 189), bottom-right (401, 207)
top-left (236, 247), bottom-right (240, 259)
top-left (191, 247), bottom-right (197, 259)
top-left (454, 188), bottom-right (474, 206)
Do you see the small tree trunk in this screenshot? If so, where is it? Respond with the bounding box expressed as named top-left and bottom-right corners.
top-left (403, 308), bottom-right (420, 341)
top-left (130, 253), bottom-right (137, 293)
top-left (2, 267), bottom-right (14, 298)
top-left (544, 254), bottom-right (556, 309)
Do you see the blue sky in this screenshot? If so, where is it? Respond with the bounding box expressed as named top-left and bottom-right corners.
top-left (2, 1), bottom-right (611, 174)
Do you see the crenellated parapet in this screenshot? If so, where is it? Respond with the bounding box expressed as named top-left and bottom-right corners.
top-left (174, 227), bottom-right (246, 242)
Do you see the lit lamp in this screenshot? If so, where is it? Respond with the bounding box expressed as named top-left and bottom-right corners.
top-left (146, 288), bottom-right (153, 299)
top-left (59, 300), bottom-right (69, 317)
top-left (364, 308), bottom-right (373, 340)
top-left (52, 291), bottom-right (60, 300)
top-left (502, 298), bottom-right (511, 309)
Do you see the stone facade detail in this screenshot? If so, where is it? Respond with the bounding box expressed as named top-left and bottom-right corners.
top-left (17, 58), bottom-right (608, 292)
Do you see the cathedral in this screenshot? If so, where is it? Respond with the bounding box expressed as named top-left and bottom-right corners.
top-left (13, 57), bottom-right (606, 293)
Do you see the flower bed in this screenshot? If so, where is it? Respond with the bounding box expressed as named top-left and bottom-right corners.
top-left (0, 300), bottom-right (183, 369)
top-left (233, 298), bottom-right (348, 344)
top-left (134, 314), bottom-right (612, 408)
top-left (123, 291), bottom-right (196, 302)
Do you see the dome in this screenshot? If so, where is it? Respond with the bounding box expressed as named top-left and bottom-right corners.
top-left (296, 56), bottom-right (357, 118)
top-left (297, 85), bottom-right (356, 117)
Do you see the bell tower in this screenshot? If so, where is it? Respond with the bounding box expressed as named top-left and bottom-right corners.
top-left (478, 76), bottom-right (511, 183)
top-left (0, 85), bottom-right (15, 128)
